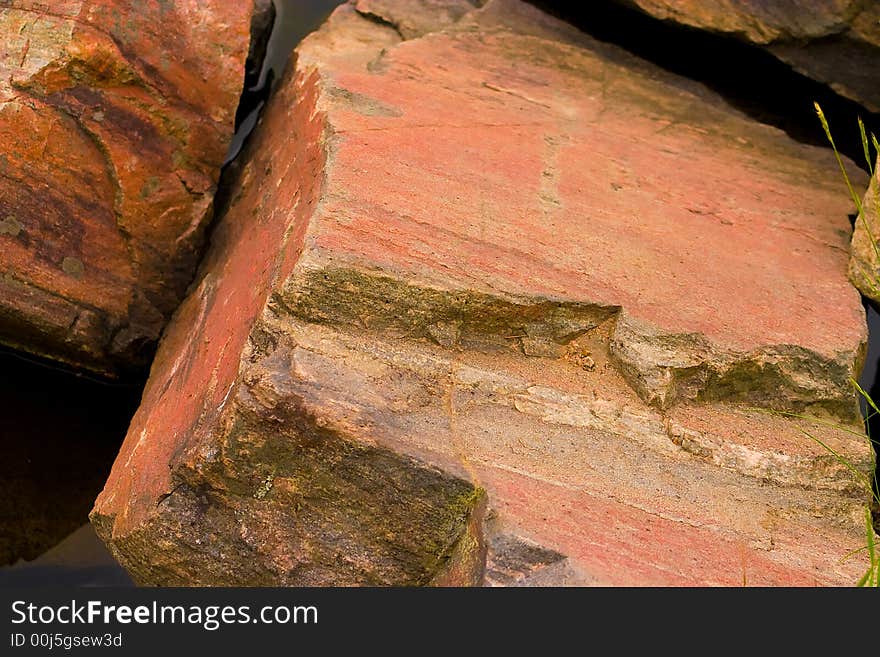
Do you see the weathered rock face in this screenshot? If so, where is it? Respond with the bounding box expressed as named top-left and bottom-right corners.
top-left (0, 1), bottom-right (254, 375)
top-left (484, 533), bottom-right (587, 586)
top-left (850, 156), bottom-right (880, 303)
top-left (94, 0), bottom-right (873, 586)
top-left (613, 0), bottom-right (880, 113)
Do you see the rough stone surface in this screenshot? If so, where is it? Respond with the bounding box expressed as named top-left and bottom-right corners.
top-left (94, 0), bottom-right (873, 586)
top-left (354, 0), bottom-right (478, 39)
top-left (616, 0), bottom-right (880, 113)
top-left (0, 0), bottom-right (254, 374)
top-left (483, 532), bottom-right (589, 586)
top-left (850, 156), bottom-right (880, 303)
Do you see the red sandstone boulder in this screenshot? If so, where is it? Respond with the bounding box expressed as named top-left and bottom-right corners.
top-left (0, 0), bottom-right (255, 374)
top-left (93, 0), bottom-right (873, 586)
top-left (614, 0), bottom-right (880, 113)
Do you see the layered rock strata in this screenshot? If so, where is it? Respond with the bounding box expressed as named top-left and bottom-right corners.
top-left (93, 0), bottom-right (873, 585)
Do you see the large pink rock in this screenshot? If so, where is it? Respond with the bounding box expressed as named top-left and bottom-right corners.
top-left (0, 1), bottom-right (254, 374)
top-left (93, 0), bottom-right (874, 585)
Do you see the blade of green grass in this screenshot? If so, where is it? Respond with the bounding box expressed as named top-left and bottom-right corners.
top-left (859, 118), bottom-right (874, 176)
top-left (816, 103), bottom-right (865, 213)
top-left (852, 378), bottom-right (880, 417)
top-left (864, 508), bottom-right (876, 587)
top-left (810, 107), bottom-right (880, 586)
top-left (815, 103), bottom-right (880, 266)
top-left (797, 427), bottom-right (875, 497)
top-left (748, 406), bottom-right (873, 439)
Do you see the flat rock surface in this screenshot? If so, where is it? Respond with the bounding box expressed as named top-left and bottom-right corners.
top-left (93, 0), bottom-right (874, 586)
top-left (283, 0), bottom-right (868, 419)
top-left (0, 0), bottom-right (253, 374)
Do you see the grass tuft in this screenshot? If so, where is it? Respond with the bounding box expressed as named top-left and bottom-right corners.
top-left (812, 104), bottom-right (880, 586)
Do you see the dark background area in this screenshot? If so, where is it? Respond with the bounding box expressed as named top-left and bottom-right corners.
top-left (0, 349), bottom-right (140, 585)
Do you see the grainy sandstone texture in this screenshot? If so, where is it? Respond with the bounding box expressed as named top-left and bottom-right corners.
top-left (0, 0), bottom-right (254, 374)
top-left (93, 0), bottom-right (874, 586)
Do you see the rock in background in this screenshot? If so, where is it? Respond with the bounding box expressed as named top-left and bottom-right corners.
top-left (850, 156), bottom-right (880, 303)
top-left (612, 0), bottom-right (880, 114)
top-left (0, 0), bottom-right (254, 375)
top-left (93, 0), bottom-right (875, 585)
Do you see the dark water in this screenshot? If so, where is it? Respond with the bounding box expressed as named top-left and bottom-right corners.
top-left (0, 349), bottom-right (141, 586)
top-left (859, 306), bottom-right (880, 502)
top-left (859, 306), bottom-right (880, 398)
top-left (0, 524), bottom-right (133, 587)
top-left (267, 0), bottom-right (346, 81)
top-left (227, 0), bottom-right (346, 162)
